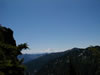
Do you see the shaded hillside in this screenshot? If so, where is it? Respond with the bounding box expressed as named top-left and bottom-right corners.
top-left (24, 51), bottom-right (67, 75)
top-left (35, 46), bottom-right (100, 75)
top-left (18, 53), bottom-right (45, 63)
top-left (0, 26), bottom-right (28, 75)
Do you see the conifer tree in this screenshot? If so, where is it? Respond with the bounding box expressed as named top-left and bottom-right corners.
top-left (0, 26), bottom-right (28, 75)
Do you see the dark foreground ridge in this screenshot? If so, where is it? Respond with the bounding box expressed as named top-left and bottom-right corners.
top-left (25, 47), bottom-right (100, 75)
top-left (35, 46), bottom-right (100, 75)
top-left (0, 26), bottom-right (28, 75)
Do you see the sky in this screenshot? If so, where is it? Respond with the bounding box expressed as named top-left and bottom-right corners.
top-left (0, 0), bottom-right (100, 54)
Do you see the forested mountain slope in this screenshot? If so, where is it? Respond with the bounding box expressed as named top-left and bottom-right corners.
top-left (35, 46), bottom-right (100, 75)
top-left (24, 51), bottom-right (67, 75)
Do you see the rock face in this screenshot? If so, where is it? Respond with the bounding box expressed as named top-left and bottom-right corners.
top-left (0, 26), bottom-right (24, 75)
top-left (0, 26), bottom-right (16, 46)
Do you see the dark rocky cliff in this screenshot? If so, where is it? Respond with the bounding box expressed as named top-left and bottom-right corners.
top-left (0, 26), bottom-right (16, 46)
top-left (0, 26), bottom-right (27, 75)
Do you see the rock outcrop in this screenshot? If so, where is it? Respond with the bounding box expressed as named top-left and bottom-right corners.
top-left (0, 26), bottom-right (26, 75)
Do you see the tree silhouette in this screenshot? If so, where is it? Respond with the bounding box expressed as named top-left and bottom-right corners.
top-left (0, 26), bottom-right (28, 75)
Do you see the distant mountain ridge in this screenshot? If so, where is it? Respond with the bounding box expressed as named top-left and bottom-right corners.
top-left (18, 53), bottom-right (46, 63)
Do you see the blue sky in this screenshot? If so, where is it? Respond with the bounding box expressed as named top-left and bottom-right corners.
top-left (0, 0), bottom-right (100, 53)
